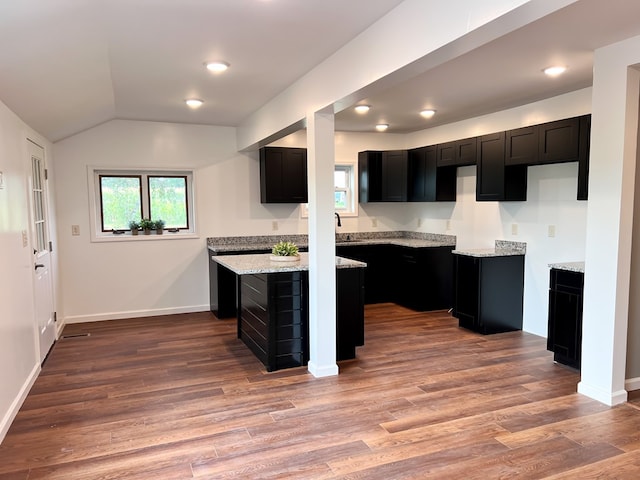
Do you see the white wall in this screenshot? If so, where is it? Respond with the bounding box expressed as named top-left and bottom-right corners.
top-left (0, 99), bottom-right (56, 441)
top-left (52, 119), bottom-right (310, 323)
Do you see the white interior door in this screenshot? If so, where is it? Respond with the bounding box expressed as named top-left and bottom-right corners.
top-left (28, 140), bottom-right (56, 363)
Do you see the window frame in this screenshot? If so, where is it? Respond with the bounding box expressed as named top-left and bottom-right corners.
top-left (301, 163), bottom-right (358, 218)
top-left (88, 167), bottom-right (198, 242)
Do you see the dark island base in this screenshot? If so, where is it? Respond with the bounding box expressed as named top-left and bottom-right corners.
top-left (237, 269), bottom-right (364, 372)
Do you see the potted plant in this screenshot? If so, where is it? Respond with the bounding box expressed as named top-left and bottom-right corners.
top-left (139, 218), bottom-right (154, 235)
top-left (270, 241), bottom-right (300, 262)
top-left (129, 220), bottom-right (140, 236)
top-left (154, 219), bottom-right (165, 234)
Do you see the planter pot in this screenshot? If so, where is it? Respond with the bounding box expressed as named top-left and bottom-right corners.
top-left (144, 229), bottom-right (151, 235)
top-left (156, 229), bottom-right (163, 235)
top-left (131, 229), bottom-right (139, 236)
top-left (269, 255), bottom-right (300, 262)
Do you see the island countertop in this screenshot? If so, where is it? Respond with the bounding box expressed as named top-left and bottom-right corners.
top-left (211, 252), bottom-right (366, 275)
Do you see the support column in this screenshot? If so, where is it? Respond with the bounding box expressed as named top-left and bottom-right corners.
top-left (579, 36), bottom-right (640, 405)
top-left (306, 110), bottom-right (338, 377)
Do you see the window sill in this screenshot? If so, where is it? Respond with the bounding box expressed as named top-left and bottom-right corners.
top-left (90, 232), bottom-right (199, 243)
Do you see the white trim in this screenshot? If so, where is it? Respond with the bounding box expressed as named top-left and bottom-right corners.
top-left (64, 304), bottom-right (210, 324)
top-left (307, 361), bottom-right (339, 378)
top-left (577, 380), bottom-right (628, 406)
top-left (625, 376), bottom-right (640, 392)
top-left (0, 363), bottom-right (40, 443)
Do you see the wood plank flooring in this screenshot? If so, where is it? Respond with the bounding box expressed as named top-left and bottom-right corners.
top-left (2, 304), bottom-right (640, 479)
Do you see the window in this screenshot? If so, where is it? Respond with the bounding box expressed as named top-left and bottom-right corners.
top-left (90, 168), bottom-right (196, 240)
top-left (301, 163), bottom-right (357, 217)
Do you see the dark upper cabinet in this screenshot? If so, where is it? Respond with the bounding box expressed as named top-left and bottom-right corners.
top-left (577, 115), bottom-right (591, 201)
top-left (538, 117), bottom-right (580, 164)
top-left (358, 150), bottom-right (383, 202)
top-left (259, 147), bottom-right (307, 203)
top-left (505, 125), bottom-right (538, 166)
top-left (407, 146), bottom-right (456, 202)
top-left (437, 137), bottom-right (477, 167)
top-left (381, 150), bottom-right (408, 202)
top-left (476, 132), bottom-right (527, 202)
top-left (359, 150), bottom-right (407, 202)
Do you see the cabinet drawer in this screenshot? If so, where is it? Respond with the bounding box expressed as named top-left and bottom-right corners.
top-left (550, 269), bottom-right (583, 293)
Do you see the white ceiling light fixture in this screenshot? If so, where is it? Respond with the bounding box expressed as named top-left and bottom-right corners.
top-left (185, 98), bottom-right (204, 109)
top-left (354, 105), bottom-right (370, 114)
top-left (543, 65), bottom-right (567, 77)
top-left (420, 109), bottom-right (436, 118)
top-left (375, 123), bottom-right (389, 132)
top-left (205, 61), bottom-right (230, 73)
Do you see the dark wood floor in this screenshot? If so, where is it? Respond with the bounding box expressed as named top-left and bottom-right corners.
top-left (2, 304), bottom-right (640, 479)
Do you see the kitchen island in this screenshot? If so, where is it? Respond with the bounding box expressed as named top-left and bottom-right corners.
top-left (211, 253), bottom-right (366, 372)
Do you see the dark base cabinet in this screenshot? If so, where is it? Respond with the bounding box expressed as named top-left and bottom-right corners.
top-left (237, 269), bottom-right (365, 372)
top-left (547, 269), bottom-right (584, 370)
top-left (453, 254), bottom-right (524, 334)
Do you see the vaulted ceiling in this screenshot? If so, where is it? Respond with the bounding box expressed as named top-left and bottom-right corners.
top-left (2, 0), bottom-right (640, 143)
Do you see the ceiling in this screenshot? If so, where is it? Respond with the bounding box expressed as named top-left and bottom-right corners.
top-left (2, 0), bottom-right (640, 142)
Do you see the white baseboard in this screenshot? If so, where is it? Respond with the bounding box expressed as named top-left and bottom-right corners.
top-left (625, 376), bottom-right (640, 392)
top-left (578, 380), bottom-right (628, 406)
top-left (64, 304), bottom-right (210, 324)
top-left (0, 362), bottom-right (40, 443)
top-left (307, 361), bottom-right (339, 378)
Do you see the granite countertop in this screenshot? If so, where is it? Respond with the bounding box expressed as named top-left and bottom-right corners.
top-left (453, 240), bottom-right (527, 258)
top-left (549, 261), bottom-right (585, 273)
top-left (207, 231), bottom-right (456, 254)
top-left (211, 252), bottom-right (366, 275)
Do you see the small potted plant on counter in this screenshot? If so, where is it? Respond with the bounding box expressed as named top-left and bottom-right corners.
top-left (129, 220), bottom-right (140, 235)
top-left (139, 218), bottom-right (154, 235)
top-left (270, 241), bottom-right (300, 262)
top-left (154, 219), bottom-right (165, 235)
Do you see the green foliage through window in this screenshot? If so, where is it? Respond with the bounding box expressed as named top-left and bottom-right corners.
top-left (149, 176), bottom-right (188, 229)
top-left (100, 176), bottom-right (142, 231)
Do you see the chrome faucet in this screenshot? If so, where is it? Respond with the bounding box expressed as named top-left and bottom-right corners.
top-left (335, 212), bottom-right (342, 227)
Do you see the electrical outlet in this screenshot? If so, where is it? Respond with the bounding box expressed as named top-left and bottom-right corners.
top-left (272, 221), bottom-right (278, 231)
top-left (371, 218), bottom-right (377, 228)
top-left (417, 218), bottom-right (422, 227)
top-left (446, 220), bottom-right (451, 230)
top-left (511, 223), bottom-right (518, 235)
top-left (548, 225), bottom-right (556, 238)
top-left (71, 225), bottom-right (80, 236)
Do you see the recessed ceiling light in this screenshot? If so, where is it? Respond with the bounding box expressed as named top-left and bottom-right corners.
top-left (185, 98), bottom-right (204, 109)
top-left (205, 61), bottom-right (230, 73)
top-left (420, 109), bottom-right (436, 118)
top-left (354, 105), bottom-right (370, 114)
top-left (375, 124), bottom-right (389, 132)
top-left (543, 65), bottom-right (567, 77)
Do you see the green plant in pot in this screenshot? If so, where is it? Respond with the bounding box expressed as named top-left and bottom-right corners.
top-left (271, 241), bottom-right (300, 261)
top-left (129, 220), bottom-right (140, 235)
top-left (139, 218), bottom-right (154, 235)
top-left (154, 219), bottom-right (165, 234)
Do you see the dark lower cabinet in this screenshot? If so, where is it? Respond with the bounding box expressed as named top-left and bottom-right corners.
top-left (452, 254), bottom-right (525, 334)
top-left (547, 268), bottom-right (584, 370)
top-left (337, 244), bottom-right (453, 310)
top-left (236, 268), bottom-right (365, 371)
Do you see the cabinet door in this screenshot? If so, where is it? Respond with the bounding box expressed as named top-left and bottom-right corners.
top-left (577, 115), bottom-right (591, 201)
top-left (358, 151), bottom-right (382, 202)
top-left (548, 289), bottom-right (582, 367)
top-left (476, 132), bottom-right (506, 201)
top-left (506, 125), bottom-right (538, 165)
top-left (453, 255), bottom-right (479, 329)
top-left (381, 150), bottom-right (408, 201)
top-left (408, 146), bottom-right (436, 202)
top-left (538, 117), bottom-right (580, 164)
top-left (437, 138), bottom-right (477, 167)
top-left (260, 147), bottom-right (307, 203)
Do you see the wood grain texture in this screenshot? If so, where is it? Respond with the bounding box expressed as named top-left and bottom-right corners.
top-left (1, 305), bottom-right (638, 478)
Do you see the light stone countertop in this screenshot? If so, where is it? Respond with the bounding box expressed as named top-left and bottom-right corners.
top-left (211, 252), bottom-right (366, 275)
top-left (549, 261), bottom-right (585, 273)
top-left (452, 240), bottom-right (527, 258)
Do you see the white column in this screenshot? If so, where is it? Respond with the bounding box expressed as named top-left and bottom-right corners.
top-left (579, 36), bottom-right (640, 405)
top-left (306, 110), bottom-right (338, 377)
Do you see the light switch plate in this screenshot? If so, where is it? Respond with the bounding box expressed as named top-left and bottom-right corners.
top-left (0, 171), bottom-right (4, 189)
top-left (548, 225), bottom-right (556, 237)
top-left (511, 223), bottom-right (518, 235)
top-left (71, 225), bottom-right (80, 236)
top-left (22, 230), bottom-right (28, 247)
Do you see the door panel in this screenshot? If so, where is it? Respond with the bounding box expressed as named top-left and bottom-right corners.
top-left (28, 140), bottom-right (56, 363)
